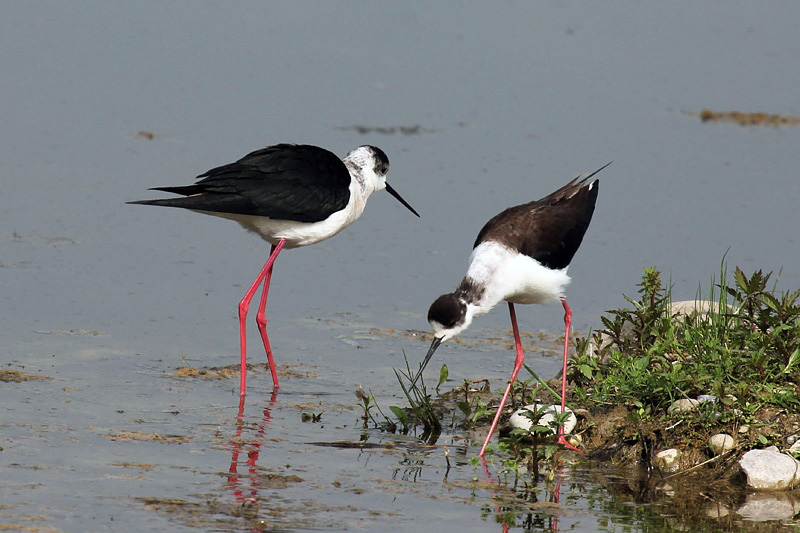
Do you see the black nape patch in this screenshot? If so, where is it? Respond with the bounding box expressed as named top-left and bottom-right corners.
top-left (366, 145), bottom-right (390, 175)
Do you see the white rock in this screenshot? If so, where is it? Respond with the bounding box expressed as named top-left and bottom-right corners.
top-left (667, 399), bottom-right (699, 414)
top-left (709, 434), bottom-right (735, 456)
top-left (671, 300), bottom-right (737, 321)
top-left (739, 448), bottom-right (800, 490)
top-left (655, 448), bottom-right (681, 473)
top-left (737, 492), bottom-right (800, 521)
top-left (509, 404), bottom-right (576, 436)
top-left (738, 424), bottom-right (750, 434)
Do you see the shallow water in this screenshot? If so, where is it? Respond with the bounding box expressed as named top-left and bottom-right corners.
top-left (3, 2), bottom-right (800, 531)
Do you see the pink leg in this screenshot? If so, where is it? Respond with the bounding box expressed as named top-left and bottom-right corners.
top-left (238, 239), bottom-right (286, 397)
top-left (255, 244), bottom-right (283, 389)
top-left (556, 298), bottom-right (581, 451)
top-left (480, 302), bottom-right (525, 457)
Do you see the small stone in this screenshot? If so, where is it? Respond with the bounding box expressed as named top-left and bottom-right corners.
top-left (789, 440), bottom-right (800, 456)
top-left (787, 434), bottom-right (800, 446)
top-left (738, 425), bottom-right (750, 434)
top-left (567, 434), bottom-right (582, 448)
top-left (509, 404), bottom-right (577, 436)
top-left (667, 399), bottom-right (698, 414)
top-left (739, 448), bottom-right (800, 490)
top-left (697, 394), bottom-right (717, 404)
top-left (709, 434), bottom-right (735, 456)
top-left (655, 448), bottom-right (682, 473)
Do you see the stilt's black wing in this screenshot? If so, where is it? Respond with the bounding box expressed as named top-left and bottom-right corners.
top-left (128, 144), bottom-right (352, 223)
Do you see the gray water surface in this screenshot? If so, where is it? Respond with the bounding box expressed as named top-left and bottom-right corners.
top-left (3, 2), bottom-right (800, 531)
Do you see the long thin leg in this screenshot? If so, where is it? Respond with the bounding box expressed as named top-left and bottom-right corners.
top-left (238, 239), bottom-right (286, 397)
top-left (256, 244), bottom-right (282, 388)
top-left (556, 298), bottom-right (581, 451)
top-left (480, 302), bottom-right (525, 457)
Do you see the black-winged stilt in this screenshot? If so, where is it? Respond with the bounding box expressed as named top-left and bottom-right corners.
top-left (410, 163), bottom-right (608, 456)
top-left (129, 143), bottom-right (419, 396)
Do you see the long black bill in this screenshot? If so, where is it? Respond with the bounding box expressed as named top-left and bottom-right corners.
top-left (409, 336), bottom-right (443, 388)
top-left (385, 183), bottom-right (420, 217)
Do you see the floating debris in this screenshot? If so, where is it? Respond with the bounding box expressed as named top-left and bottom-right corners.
top-left (170, 365), bottom-right (239, 380)
top-left (697, 109), bottom-right (800, 126)
top-left (35, 329), bottom-right (104, 336)
top-left (103, 430), bottom-right (191, 444)
top-left (133, 130), bottom-right (157, 140)
top-left (10, 232), bottom-right (78, 247)
top-left (0, 369), bottom-right (53, 383)
top-left (336, 124), bottom-right (437, 135)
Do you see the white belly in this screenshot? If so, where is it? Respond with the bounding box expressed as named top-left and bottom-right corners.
top-left (192, 181), bottom-right (366, 249)
top-left (465, 241), bottom-right (571, 311)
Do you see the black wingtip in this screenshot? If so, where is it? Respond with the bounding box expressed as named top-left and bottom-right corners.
top-left (126, 198), bottom-right (181, 207)
top-left (588, 161), bottom-right (612, 180)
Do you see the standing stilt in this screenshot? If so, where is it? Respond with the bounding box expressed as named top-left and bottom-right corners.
top-left (238, 239), bottom-right (286, 396)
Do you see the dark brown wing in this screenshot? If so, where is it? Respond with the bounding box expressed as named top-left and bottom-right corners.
top-left (474, 165), bottom-right (607, 269)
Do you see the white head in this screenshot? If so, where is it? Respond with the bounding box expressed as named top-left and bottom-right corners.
top-left (343, 145), bottom-right (390, 194)
top-left (343, 145), bottom-right (419, 217)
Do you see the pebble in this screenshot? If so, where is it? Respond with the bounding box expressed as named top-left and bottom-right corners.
top-left (655, 448), bottom-right (681, 473)
top-left (709, 434), bottom-right (735, 456)
top-left (566, 434), bottom-right (582, 448)
top-left (789, 440), bottom-right (800, 456)
top-left (667, 398), bottom-right (698, 414)
top-left (739, 447), bottom-right (800, 490)
top-left (509, 404), bottom-right (577, 436)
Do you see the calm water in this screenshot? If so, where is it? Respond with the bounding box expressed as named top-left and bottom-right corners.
top-left (2, 2), bottom-right (799, 530)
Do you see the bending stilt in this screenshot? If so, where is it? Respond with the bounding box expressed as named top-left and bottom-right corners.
top-left (480, 302), bottom-right (525, 457)
top-left (556, 298), bottom-right (581, 451)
